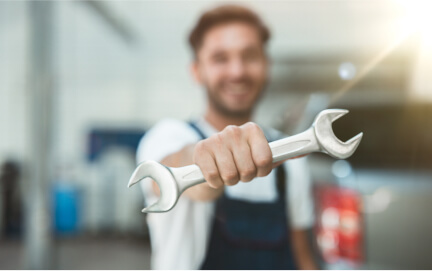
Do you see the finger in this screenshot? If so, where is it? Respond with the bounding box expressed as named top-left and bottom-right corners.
top-left (272, 160), bottom-right (285, 169)
top-left (213, 137), bottom-right (239, 186)
top-left (197, 152), bottom-right (224, 189)
top-left (229, 139), bottom-right (257, 183)
top-left (242, 122), bottom-right (273, 177)
top-left (194, 141), bottom-right (223, 189)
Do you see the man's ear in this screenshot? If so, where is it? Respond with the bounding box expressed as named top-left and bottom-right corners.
top-left (190, 60), bottom-right (202, 84)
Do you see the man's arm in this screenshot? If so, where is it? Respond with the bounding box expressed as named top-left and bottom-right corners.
top-left (150, 122), bottom-right (281, 202)
top-left (150, 122), bottom-right (302, 202)
top-left (291, 229), bottom-right (319, 270)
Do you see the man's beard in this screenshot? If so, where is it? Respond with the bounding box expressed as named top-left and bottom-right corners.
top-left (204, 78), bottom-right (267, 118)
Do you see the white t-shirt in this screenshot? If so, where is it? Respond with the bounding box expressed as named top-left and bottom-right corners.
top-left (136, 118), bottom-right (314, 270)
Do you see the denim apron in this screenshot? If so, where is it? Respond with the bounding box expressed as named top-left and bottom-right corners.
top-left (188, 122), bottom-right (297, 270)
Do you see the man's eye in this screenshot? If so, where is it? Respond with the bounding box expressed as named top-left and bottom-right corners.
top-left (244, 52), bottom-right (260, 62)
top-left (213, 55), bottom-right (227, 63)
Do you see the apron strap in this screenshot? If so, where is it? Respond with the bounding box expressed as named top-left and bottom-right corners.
top-left (188, 121), bottom-right (207, 140)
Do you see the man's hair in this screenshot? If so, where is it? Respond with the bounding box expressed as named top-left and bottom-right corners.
top-left (188, 5), bottom-right (271, 55)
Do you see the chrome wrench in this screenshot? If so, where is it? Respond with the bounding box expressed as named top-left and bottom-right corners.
top-left (128, 109), bottom-right (363, 213)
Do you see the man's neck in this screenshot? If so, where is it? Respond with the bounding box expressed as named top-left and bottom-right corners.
top-left (204, 108), bottom-right (252, 132)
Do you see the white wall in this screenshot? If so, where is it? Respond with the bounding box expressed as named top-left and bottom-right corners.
top-left (0, 1), bottom-right (30, 163)
top-left (0, 0), bottom-right (417, 164)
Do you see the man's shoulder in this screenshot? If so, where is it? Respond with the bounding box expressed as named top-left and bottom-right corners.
top-left (144, 118), bottom-right (198, 141)
top-left (136, 118), bottom-right (201, 162)
top-left (149, 118), bottom-right (189, 133)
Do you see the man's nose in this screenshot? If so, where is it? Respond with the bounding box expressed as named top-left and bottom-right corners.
top-left (227, 59), bottom-right (247, 79)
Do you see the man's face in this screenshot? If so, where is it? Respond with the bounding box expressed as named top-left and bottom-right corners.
top-left (192, 22), bottom-right (269, 117)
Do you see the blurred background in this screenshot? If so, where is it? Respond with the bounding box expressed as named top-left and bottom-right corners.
top-left (0, 0), bottom-right (431, 269)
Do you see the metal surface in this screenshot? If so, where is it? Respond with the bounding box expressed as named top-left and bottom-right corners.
top-left (128, 109), bottom-right (363, 213)
top-left (25, 1), bottom-right (55, 269)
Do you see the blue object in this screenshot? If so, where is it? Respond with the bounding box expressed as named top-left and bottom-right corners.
top-left (87, 129), bottom-right (145, 162)
top-left (52, 183), bottom-right (81, 235)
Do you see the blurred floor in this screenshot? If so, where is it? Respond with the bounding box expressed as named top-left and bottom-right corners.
top-left (0, 235), bottom-right (151, 269)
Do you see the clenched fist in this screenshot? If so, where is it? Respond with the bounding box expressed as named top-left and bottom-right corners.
top-left (193, 122), bottom-right (273, 189)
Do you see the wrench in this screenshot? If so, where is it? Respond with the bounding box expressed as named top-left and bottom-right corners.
top-left (128, 109), bottom-right (363, 213)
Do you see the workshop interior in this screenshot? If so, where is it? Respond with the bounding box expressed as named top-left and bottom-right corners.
top-left (1, 0), bottom-right (431, 269)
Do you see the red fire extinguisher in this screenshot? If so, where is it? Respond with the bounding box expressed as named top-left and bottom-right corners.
top-left (315, 184), bottom-right (363, 266)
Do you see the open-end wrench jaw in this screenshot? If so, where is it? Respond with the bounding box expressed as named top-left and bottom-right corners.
top-left (313, 109), bottom-right (363, 159)
top-left (128, 161), bottom-right (180, 213)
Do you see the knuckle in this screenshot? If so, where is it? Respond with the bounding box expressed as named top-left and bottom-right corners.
top-left (256, 168), bottom-right (270, 177)
top-left (192, 146), bottom-right (202, 163)
top-left (225, 178), bottom-right (239, 186)
top-left (221, 171), bottom-right (238, 184)
top-left (197, 139), bottom-right (212, 153)
top-left (214, 133), bottom-right (224, 145)
top-left (206, 135), bottom-right (223, 151)
top-left (193, 141), bottom-right (212, 163)
top-left (224, 125), bottom-right (241, 138)
top-left (194, 140), bottom-right (205, 153)
top-left (243, 122), bottom-right (260, 132)
top-left (224, 125), bottom-right (238, 132)
top-left (204, 171), bottom-right (222, 188)
top-left (240, 167), bottom-right (257, 180)
top-left (207, 180), bottom-right (222, 189)
top-left (206, 169), bottom-right (219, 180)
top-left (263, 166), bottom-right (272, 176)
top-left (194, 140), bottom-right (202, 150)
top-left (239, 175), bottom-right (252, 183)
top-left (255, 156), bottom-right (272, 177)
top-left (241, 178), bottom-right (253, 183)
top-left (255, 155), bottom-right (272, 168)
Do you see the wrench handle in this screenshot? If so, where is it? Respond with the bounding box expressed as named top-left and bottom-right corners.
top-left (269, 128), bottom-right (320, 163)
top-left (172, 164), bottom-right (206, 193)
top-left (175, 128), bottom-right (320, 193)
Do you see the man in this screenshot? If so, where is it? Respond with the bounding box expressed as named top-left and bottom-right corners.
top-left (137, 5), bottom-right (317, 270)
